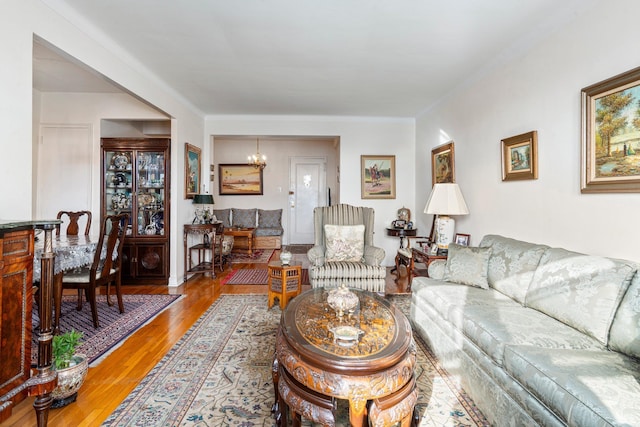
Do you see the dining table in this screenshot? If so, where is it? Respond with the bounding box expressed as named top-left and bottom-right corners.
top-left (34, 234), bottom-right (114, 333)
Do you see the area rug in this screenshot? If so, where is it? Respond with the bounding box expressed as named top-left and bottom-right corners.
top-left (287, 244), bottom-right (313, 254)
top-left (102, 294), bottom-right (488, 426)
top-left (229, 249), bottom-right (275, 264)
top-left (222, 268), bottom-right (310, 285)
top-left (32, 294), bottom-right (182, 367)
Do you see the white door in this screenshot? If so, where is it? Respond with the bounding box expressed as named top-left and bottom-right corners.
top-left (37, 125), bottom-right (92, 225)
top-left (288, 157), bottom-right (327, 244)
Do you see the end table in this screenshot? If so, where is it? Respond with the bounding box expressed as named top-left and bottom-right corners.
top-left (268, 261), bottom-right (302, 310)
top-left (396, 247), bottom-right (447, 290)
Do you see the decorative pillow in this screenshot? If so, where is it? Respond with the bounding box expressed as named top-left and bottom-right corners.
top-left (211, 208), bottom-right (231, 228)
top-left (324, 224), bottom-right (365, 262)
top-left (231, 208), bottom-right (257, 228)
top-left (258, 209), bottom-right (282, 228)
top-left (443, 243), bottom-right (491, 289)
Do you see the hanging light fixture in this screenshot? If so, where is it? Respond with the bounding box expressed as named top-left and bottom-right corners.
top-left (247, 138), bottom-right (267, 170)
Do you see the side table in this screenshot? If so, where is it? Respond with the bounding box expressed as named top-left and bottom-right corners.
top-left (396, 247), bottom-right (447, 290)
top-left (183, 222), bottom-right (223, 282)
top-left (267, 261), bottom-right (303, 310)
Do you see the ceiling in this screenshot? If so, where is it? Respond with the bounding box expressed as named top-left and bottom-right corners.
top-left (35, 0), bottom-right (589, 117)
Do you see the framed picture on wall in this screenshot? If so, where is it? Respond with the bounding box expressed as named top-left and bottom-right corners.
top-left (431, 141), bottom-right (455, 186)
top-left (360, 155), bottom-right (396, 199)
top-left (185, 143), bottom-right (201, 199)
top-left (581, 66), bottom-right (640, 193)
top-left (501, 131), bottom-right (538, 181)
top-left (219, 163), bottom-right (264, 195)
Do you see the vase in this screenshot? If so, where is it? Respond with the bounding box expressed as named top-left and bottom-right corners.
top-left (51, 354), bottom-right (89, 408)
top-left (280, 249), bottom-right (293, 265)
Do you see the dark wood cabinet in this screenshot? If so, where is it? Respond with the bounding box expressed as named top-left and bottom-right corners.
top-left (101, 138), bottom-right (171, 285)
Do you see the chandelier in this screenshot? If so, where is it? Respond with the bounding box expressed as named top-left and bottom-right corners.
top-left (247, 138), bottom-right (267, 170)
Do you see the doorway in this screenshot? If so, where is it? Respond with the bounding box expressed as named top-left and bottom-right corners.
top-left (288, 157), bottom-right (327, 244)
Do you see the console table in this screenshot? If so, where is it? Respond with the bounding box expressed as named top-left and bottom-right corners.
top-left (183, 222), bottom-right (224, 282)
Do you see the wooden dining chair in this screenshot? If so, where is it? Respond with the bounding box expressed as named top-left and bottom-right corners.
top-left (61, 213), bottom-right (128, 328)
top-left (56, 210), bottom-right (92, 236)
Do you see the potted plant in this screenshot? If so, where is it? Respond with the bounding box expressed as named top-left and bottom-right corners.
top-left (51, 329), bottom-right (88, 408)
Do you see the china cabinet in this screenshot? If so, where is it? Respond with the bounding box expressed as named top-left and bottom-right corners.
top-left (101, 138), bottom-right (170, 285)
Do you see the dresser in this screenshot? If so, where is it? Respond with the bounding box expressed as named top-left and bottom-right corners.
top-left (0, 220), bottom-right (58, 426)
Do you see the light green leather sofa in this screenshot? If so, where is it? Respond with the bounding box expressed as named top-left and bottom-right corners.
top-left (410, 234), bottom-right (640, 426)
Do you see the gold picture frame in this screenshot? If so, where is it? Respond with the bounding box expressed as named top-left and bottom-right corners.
top-left (219, 163), bottom-right (264, 195)
top-left (581, 66), bottom-right (640, 193)
top-left (501, 131), bottom-right (538, 181)
top-left (431, 142), bottom-right (455, 186)
top-left (185, 143), bottom-right (201, 199)
top-left (360, 155), bottom-right (396, 199)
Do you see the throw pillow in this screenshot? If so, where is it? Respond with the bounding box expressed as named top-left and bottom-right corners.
top-left (211, 208), bottom-right (231, 228)
top-left (231, 208), bottom-right (257, 228)
top-left (443, 243), bottom-right (491, 289)
top-left (258, 209), bottom-right (282, 228)
top-left (324, 224), bottom-right (365, 262)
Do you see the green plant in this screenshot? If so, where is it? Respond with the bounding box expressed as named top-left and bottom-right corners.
top-left (52, 329), bottom-right (84, 369)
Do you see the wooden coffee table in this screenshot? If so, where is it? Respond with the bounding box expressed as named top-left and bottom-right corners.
top-left (273, 288), bottom-right (416, 426)
top-left (224, 227), bottom-right (255, 255)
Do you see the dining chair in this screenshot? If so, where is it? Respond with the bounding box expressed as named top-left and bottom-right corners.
top-left (61, 213), bottom-right (128, 328)
top-left (56, 210), bottom-right (92, 236)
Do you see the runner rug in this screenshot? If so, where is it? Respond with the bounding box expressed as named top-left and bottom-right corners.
top-left (32, 294), bottom-right (182, 367)
top-left (222, 268), bottom-right (310, 285)
top-left (229, 249), bottom-right (275, 264)
top-left (102, 294), bottom-right (488, 426)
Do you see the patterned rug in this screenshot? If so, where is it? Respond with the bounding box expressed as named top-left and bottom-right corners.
top-left (32, 294), bottom-right (182, 367)
top-left (102, 294), bottom-right (488, 426)
top-left (230, 249), bottom-right (275, 264)
top-left (222, 268), bottom-right (310, 285)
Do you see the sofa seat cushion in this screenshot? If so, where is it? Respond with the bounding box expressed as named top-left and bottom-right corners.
top-left (411, 278), bottom-right (518, 331)
top-left (231, 208), bottom-right (257, 228)
top-left (479, 234), bottom-right (548, 304)
top-left (254, 227), bottom-right (283, 237)
top-left (504, 346), bottom-right (640, 426)
top-left (526, 248), bottom-right (636, 345)
top-left (461, 305), bottom-right (605, 366)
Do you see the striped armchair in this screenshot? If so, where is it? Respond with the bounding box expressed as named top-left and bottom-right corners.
top-left (307, 204), bottom-right (386, 293)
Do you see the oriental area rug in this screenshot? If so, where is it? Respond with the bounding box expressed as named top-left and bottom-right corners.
top-left (230, 249), bottom-right (275, 264)
top-left (222, 268), bottom-right (310, 286)
top-left (102, 294), bottom-right (488, 426)
top-left (32, 294), bottom-right (182, 367)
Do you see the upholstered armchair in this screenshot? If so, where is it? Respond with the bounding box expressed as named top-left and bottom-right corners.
top-left (307, 204), bottom-right (386, 293)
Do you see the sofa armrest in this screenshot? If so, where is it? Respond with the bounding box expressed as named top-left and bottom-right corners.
top-left (364, 245), bottom-right (385, 266)
top-left (428, 259), bottom-right (446, 279)
top-left (307, 245), bottom-right (326, 266)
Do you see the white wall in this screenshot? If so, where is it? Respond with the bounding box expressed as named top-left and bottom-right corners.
top-left (207, 116), bottom-right (416, 266)
top-left (1, 0), bottom-right (205, 286)
top-left (416, 0), bottom-right (640, 262)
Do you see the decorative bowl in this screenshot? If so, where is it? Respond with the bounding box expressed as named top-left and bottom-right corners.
top-left (327, 284), bottom-right (358, 317)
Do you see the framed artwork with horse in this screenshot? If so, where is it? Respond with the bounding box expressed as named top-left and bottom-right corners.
top-left (361, 155), bottom-right (396, 199)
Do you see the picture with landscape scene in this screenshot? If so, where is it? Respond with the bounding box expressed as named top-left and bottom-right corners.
top-left (219, 164), bottom-right (263, 195)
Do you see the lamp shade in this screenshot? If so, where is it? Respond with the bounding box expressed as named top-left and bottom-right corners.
top-left (192, 194), bottom-right (214, 205)
top-left (424, 183), bottom-right (469, 215)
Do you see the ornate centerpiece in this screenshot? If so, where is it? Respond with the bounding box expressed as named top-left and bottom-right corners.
top-left (327, 284), bottom-right (359, 317)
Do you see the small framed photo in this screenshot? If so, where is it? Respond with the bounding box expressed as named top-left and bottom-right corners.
top-left (454, 233), bottom-right (471, 246)
top-left (501, 131), bottom-right (538, 181)
top-left (429, 243), bottom-right (439, 255)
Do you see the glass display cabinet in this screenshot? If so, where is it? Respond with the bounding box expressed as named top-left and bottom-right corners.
top-left (101, 138), bottom-right (170, 284)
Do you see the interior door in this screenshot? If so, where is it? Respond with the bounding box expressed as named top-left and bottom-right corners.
top-left (288, 157), bottom-right (327, 244)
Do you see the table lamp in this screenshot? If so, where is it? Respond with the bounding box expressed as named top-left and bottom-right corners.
top-left (424, 183), bottom-right (469, 250)
top-left (192, 194), bottom-right (214, 224)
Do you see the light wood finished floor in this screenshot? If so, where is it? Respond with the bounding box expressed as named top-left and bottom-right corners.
top-left (5, 251), bottom-right (405, 426)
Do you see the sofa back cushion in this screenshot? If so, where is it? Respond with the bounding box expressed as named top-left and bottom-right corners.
top-left (479, 234), bottom-right (548, 304)
top-left (324, 224), bottom-right (364, 262)
top-left (526, 248), bottom-right (636, 345)
top-left (608, 268), bottom-right (640, 359)
top-left (212, 208), bottom-right (231, 228)
top-left (258, 209), bottom-right (283, 228)
top-left (231, 208), bottom-right (257, 228)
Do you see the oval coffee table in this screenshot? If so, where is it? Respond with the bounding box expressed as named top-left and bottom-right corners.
top-left (273, 287), bottom-right (416, 426)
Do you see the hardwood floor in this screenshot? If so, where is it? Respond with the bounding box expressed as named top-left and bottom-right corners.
top-left (5, 252), bottom-right (404, 426)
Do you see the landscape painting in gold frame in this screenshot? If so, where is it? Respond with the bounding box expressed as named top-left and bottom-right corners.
top-left (431, 142), bottom-right (455, 186)
top-left (218, 164), bottom-right (264, 195)
top-left (582, 66), bottom-right (640, 193)
top-left (501, 131), bottom-right (538, 181)
top-left (360, 155), bottom-right (396, 199)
